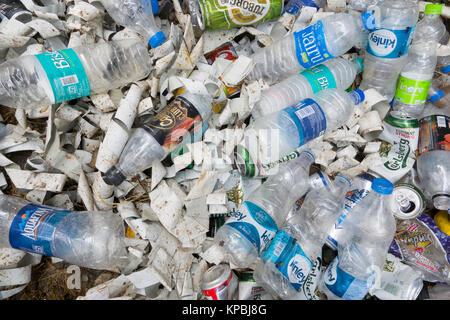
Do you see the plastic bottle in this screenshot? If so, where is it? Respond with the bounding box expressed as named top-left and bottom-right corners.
top-left (283, 0), bottom-right (326, 15)
top-left (235, 89), bottom-right (365, 176)
top-left (428, 81), bottom-right (450, 108)
top-left (104, 92), bottom-right (213, 186)
top-left (359, 0), bottom-right (419, 101)
top-left (184, 0), bottom-right (284, 35)
top-left (214, 151), bottom-right (316, 268)
top-left (252, 57), bottom-right (364, 118)
top-left (348, 0), bottom-right (382, 12)
top-left (414, 4), bottom-right (449, 45)
top-left (416, 114), bottom-right (450, 211)
top-left (319, 178), bottom-right (396, 300)
top-left (253, 175), bottom-right (351, 300)
top-left (246, 13), bottom-right (369, 84)
top-left (99, 0), bottom-right (166, 48)
top-left (0, 194), bottom-right (128, 271)
top-left (0, 39), bottom-right (151, 110)
top-left (392, 41), bottom-right (437, 117)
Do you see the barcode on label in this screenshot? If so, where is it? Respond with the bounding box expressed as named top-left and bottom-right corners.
top-left (60, 75), bottom-right (79, 86)
top-left (295, 105), bottom-right (316, 119)
top-left (273, 240), bottom-right (286, 257)
top-left (436, 116), bottom-right (446, 128)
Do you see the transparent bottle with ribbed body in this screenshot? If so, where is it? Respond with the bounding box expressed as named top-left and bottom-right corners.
top-left (413, 4), bottom-right (449, 45)
top-left (246, 13), bottom-right (368, 84)
top-left (104, 92), bottom-right (213, 186)
top-left (319, 178), bottom-right (396, 300)
top-left (359, 0), bottom-right (419, 101)
top-left (392, 41), bottom-right (437, 117)
top-left (235, 89), bottom-right (364, 176)
top-left (252, 58), bottom-right (363, 118)
top-left (253, 175), bottom-right (351, 300)
top-left (428, 80), bottom-right (450, 108)
top-left (214, 151), bottom-right (316, 269)
top-left (0, 40), bottom-right (151, 110)
top-left (99, 0), bottom-right (166, 48)
top-left (0, 194), bottom-right (128, 271)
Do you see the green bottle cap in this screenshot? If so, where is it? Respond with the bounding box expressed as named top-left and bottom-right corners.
top-left (424, 4), bottom-right (443, 15)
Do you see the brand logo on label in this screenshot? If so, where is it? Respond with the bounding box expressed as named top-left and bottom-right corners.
top-left (324, 259), bottom-right (338, 285)
top-left (384, 138), bottom-right (410, 170)
top-left (287, 254), bottom-right (310, 285)
top-left (368, 29), bottom-right (397, 56)
top-left (218, 0), bottom-right (271, 25)
top-left (231, 210), bottom-right (247, 221)
top-left (149, 99), bottom-right (187, 129)
top-left (18, 207), bottom-right (53, 241)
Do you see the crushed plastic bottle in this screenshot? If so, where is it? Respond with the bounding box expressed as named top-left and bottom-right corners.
top-left (414, 4), bottom-right (449, 45)
top-left (283, 0), bottom-right (326, 15)
top-left (214, 151), bottom-right (316, 268)
top-left (246, 13), bottom-right (369, 84)
top-left (104, 92), bottom-right (213, 185)
top-left (99, 0), bottom-right (166, 48)
top-left (319, 178), bottom-right (396, 300)
top-left (0, 194), bottom-right (128, 271)
top-left (0, 40), bottom-right (152, 110)
top-left (252, 57), bottom-right (364, 118)
top-left (253, 175), bottom-right (350, 300)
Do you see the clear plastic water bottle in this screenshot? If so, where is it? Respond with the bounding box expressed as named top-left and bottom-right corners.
top-left (253, 175), bottom-right (351, 300)
top-left (252, 57), bottom-right (364, 118)
top-left (235, 89), bottom-right (365, 176)
top-left (359, 0), bottom-right (419, 101)
top-left (413, 4), bottom-right (449, 45)
top-left (99, 0), bottom-right (166, 48)
top-left (0, 40), bottom-right (152, 110)
top-left (348, 0), bottom-right (382, 12)
top-left (0, 194), bottom-right (128, 271)
top-left (417, 114), bottom-right (450, 211)
top-left (319, 178), bottom-right (396, 300)
top-left (104, 92), bottom-right (213, 186)
top-left (214, 151), bottom-right (316, 268)
top-left (428, 80), bottom-right (450, 109)
top-left (246, 13), bottom-right (369, 84)
top-left (392, 41), bottom-right (437, 117)
top-left (283, 0), bottom-right (326, 15)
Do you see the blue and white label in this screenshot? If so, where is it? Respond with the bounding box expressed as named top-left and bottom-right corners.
top-left (282, 98), bottom-right (327, 147)
top-left (293, 21), bottom-right (334, 70)
top-left (225, 201), bottom-right (278, 253)
top-left (324, 257), bottom-right (373, 300)
top-left (262, 230), bottom-right (313, 291)
top-left (9, 204), bottom-right (72, 256)
top-left (367, 27), bottom-right (415, 59)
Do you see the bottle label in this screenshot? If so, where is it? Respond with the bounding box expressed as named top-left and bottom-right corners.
top-left (293, 21), bottom-right (334, 69)
top-left (324, 257), bottom-right (373, 300)
top-left (262, 230), bottom-right (313, 291)
top-left (284, 0), bottom-right (319, 15)
top-left (199, 0), bottom-right (283, 30)
top-left (282, 98), bottom-right (327, 147)
top-left (418, 115), bottom-right (450, 155)
top-left (142, 96), bottom-right (203, 154)
top-left (35, 49), bottom-right (91, 104)
top-left (225, 201), bottom-right (278, 253)
top-left (394, 76), bottom-right (431, 105)
top-left (367, 27), bottom-right (415, 59)
top-left (301, 64), bottom-right (337, 94)
top-left (9, 204), bottom-right (72, 256)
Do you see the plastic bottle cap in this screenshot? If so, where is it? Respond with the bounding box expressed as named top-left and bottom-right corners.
top-left (440, 65), bottom-right (450, 74)
top-left (429, 89), bottom-right (445, 103)
top-left (424, 4), bottom-right (443, 15)
top-left (349, 89), bottom-right (365, 105)
top-left (151, 0), bottom-right (159, 14)
top-left (371, 178), bottom-right (394, 195)
top-left (148, 30), bottom-right (166, 48)
top-left (355, 57), bottom-right (364, 72)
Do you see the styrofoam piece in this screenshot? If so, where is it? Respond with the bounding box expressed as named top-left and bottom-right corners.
top-left (77, 275), bottom-right (134, 300)
top-left (77, 169), bottom-right (97, 211)
top-left (220, 56), bottom-right (255, 87)
top-left (200, 243), bottom-right (226, 265)
top-left (358, 110), bottom-right (384, 142)
top-left (45, 193), bottom-right (74, 210)
top-left (90, 93), bottom-right (117, 113)
top-left (150, 180), bottom-right (184, 231)
top-left (185, 171), bottom-right (218, 201)
top-left (364, 141), bottom-right (382, 154)
top-left (206, 192), bottom-right (227, 205)
top-left (5, 168), bottom-right (66, 192)
top-left (25, 189), bottom-right (47, 204)
top-left (68, 1), bottom-right (103, 21)
top-left (336, 145), bottom-right (358, 159)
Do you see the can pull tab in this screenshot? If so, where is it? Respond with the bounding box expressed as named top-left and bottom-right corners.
top-left (395, 192), bottom-right (415, 213)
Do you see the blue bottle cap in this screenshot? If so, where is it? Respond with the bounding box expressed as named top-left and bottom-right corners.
top-left (151, 0), bottom-right (159, 14)
top-left (349, 89), bottom-right (365, 105)
top-left (371, 178), bottom-right (394, 195)
top-left (440, 65), bottom-right (450, 74)
top-left (429, 89), bottom-right (444, 103)
top-left (148, 30), bottom-right (166, 48)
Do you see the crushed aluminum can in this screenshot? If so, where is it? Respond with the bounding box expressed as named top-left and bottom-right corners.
top-left (201, 264), bottom-right (238, 300)
top-left (389, 183), bottom-right (426, 220)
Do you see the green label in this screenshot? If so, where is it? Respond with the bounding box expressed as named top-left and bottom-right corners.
top-left (394, 76), bottom-right (431, 106)
top-left (35, 49), bottom-right (91, 104)
top-left (301, 64), bottom-right (337, 94)
top-left (199, 0), bottom-right (283, 30)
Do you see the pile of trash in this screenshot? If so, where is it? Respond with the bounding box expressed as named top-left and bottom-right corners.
top-left (0, 0), bottom-right (449, 301)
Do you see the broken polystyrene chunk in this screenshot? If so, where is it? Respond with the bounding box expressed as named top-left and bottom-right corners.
top-left (5, 168), bottom-right (66, 192)
top-left (186, 171), bottom-right (218, 201)
top-left (150, 180), bottom-right (184, 231)
top-left (220, 56), bottom-right (255, 87)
